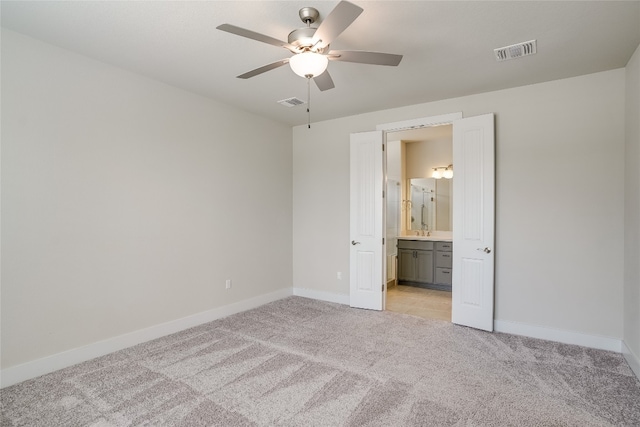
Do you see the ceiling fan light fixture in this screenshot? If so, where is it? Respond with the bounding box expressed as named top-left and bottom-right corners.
top-left (289, 52), bottom-right (328, 78)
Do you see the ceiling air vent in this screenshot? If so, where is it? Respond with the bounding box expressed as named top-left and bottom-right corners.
top-left (277, 97), bottom-right (306, 107)
top-left (494, 40), bottom-right (537, 62)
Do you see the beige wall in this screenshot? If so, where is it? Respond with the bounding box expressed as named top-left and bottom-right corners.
top-left (624, 44), bottom-right (640, 369)
top-left (1, 30), bottom-right (293, 368)
top-left (405, 137), bottom-right (453, 181)
top-left (293, 69), bottom-right (626, 340)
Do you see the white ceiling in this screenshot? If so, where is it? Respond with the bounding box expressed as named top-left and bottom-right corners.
top-left (2, 1), bottom-right (639, 127)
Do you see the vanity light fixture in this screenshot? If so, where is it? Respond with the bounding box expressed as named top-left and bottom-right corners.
top-left (443, 164), bottom-right (454, 179)
top-left (432, 164), bottom-right (453, 179)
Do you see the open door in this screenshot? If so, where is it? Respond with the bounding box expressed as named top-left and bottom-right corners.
top-left (349, 131), bottom-right (385, 310)
top-left (452, 114), bottom-right (495, 331)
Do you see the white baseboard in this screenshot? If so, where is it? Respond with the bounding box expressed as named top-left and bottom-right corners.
top-left (622, 341), bottom-right (640, 381)
top-left (292, 287), bottom-right (350, 305)
top-left (494, 319), bottom-right (622, 353)
top-left (5, 290), bottom-right (632, 388)
top-left (1, 288), bottom-right (293, 389)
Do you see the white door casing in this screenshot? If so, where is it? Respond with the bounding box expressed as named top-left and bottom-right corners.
top-left (350, 131), bottom-right (385, 310)
top-left (452, 113), bottom-right (495, 331)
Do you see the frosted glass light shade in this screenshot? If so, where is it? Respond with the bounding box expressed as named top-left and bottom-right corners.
top-left (432, 169), bottom-right (442, 179)
top-left (443, 168), bottom-right (453, 179)
top-left (289, 52), bottom-right (329, 78)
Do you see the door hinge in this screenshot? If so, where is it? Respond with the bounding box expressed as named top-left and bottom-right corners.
top-left (382, 284), bottom-right (385, 291)
top-left (382, 144), bottom-right (385, 151)
top-left (382, 190), bottom-right (385, 198)
top-left (382, 237), bottom-right (385, 245)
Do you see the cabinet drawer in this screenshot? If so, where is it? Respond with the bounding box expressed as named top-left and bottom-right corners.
top-left (435, 267), bottom-right (452, 285)
top-left (435, 241), bottom-right (453, 252)
top-left (435, 251), bottom-right (452, 268)
top-left (397, 240), bottom-right (434, 251)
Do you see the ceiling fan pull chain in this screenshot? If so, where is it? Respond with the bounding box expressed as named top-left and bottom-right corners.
top-left (307, 76), bottom-right (311, 128)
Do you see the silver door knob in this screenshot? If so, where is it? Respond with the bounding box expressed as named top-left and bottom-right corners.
top-left (351, 240), bottom-right (361, 245)
top-left (477, 247), bottom-right (492, 253)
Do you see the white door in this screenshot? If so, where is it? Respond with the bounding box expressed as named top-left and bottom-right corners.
top-left (350, 131), bottom-right (385, 310)
top-left (451, 114), bottom-right (495, 331)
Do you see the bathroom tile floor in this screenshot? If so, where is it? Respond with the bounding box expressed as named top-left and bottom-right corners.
top-left (386, 284), bottom-right (452, 321)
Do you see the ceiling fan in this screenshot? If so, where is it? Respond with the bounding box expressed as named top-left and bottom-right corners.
top-left (216, 1), bottom-right (403, 91)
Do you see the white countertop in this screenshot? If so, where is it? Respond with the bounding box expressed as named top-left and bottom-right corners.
top-left (397, 235), bottom-right (453, 242)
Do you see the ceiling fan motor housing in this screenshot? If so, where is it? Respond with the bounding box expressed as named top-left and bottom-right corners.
top-left (289, 7), bottom-right (330, 52)
top-left (288, 27), bottom-right (319, 50)
top-left (298, 7), bottom-right (319, 24)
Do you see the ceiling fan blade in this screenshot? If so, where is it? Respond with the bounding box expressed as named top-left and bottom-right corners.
top-left (328, 50), bottom-right (403, 66)
top-left (312, 1), bottom-right (363, 49)
top-left (217, 24), bottom-right (298, 53)
top-left (237, 59), bottom-right (290, 79)
top-left (314, 70), bottom-right (335, 91)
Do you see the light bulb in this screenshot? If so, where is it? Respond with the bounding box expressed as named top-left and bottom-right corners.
top-left (443, 168), bottom-right (453, 179)
top-left (432, 169), bottom-right (442, 179)
top-left (289, 52), bottom-right (329, 78)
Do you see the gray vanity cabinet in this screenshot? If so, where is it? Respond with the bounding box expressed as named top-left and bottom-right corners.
top-left (397, 240), bottom-right (434, 284)
top-left (397, 239), bottom-right (452, 290)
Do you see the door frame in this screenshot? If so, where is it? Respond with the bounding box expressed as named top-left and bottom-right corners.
top-left (376, 113), bottom-right (463, 133)
top-left (376, 112), bottom-right (463, 260)
top-left (376, 111), bottom-right (463, 310)
top-left (375, 112), bottom-right (464, 311)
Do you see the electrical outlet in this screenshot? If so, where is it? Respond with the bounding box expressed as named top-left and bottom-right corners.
top-left (225, 279), bottom-right (232, 289)
top-left (337, 272), bottom-right (342, 280)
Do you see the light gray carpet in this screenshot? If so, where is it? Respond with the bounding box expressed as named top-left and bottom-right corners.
top-left (2, 296), bottom-right (639, 426)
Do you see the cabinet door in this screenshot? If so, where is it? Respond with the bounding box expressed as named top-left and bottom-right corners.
top-left (398, 249), bottom-right (416, 281)
top-left (415, 250), bottom-right (434, 283)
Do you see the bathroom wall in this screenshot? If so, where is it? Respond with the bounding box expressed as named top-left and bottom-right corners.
top-left (404, 136), bottom-right (453, 181)
top-left (403, 132), bottom-right (453, 233)
top-left (386, 140), bottom-right (402, 260)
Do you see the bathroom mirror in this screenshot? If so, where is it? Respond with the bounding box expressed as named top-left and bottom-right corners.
top-left (408, 178), bottom-right (452, 231)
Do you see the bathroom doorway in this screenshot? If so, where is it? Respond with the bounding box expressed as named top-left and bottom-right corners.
top-left (386, 286), bottom-right (452, 321)
top-left (385, 125), bottom-right (453, 322)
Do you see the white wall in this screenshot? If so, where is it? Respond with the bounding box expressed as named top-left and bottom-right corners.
top-left (1, 30), bottom-right (293, 369)
top-left (624, 43), bottom-right (640, 374)
top-left (293, 69), bottom-right (625, 341)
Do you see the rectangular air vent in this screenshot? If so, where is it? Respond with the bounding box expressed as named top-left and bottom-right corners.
top-left (494, 40), bottom-right (537, 62)
top-left (277, 97), bottom-right (306, 107)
